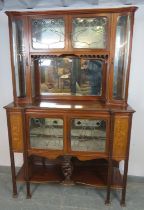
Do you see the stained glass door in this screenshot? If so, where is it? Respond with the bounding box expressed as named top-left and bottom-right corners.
top-left (29, 117), bottom-right (64, 150)
top-left (31, 17), bottom-right (65, 50)
top-left (71, 16), bottom-right (108, 49)
top-left (70, 118), bottom-right (107, 152)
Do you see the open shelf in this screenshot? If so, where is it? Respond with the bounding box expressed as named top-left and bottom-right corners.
top-left (16, 157), bottom-right (123, 189)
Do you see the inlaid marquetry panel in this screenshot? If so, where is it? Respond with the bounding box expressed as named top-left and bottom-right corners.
top-left (10, 112), bottom-right (23, 152)
top-left (113, 116), bottom-right (129, 160)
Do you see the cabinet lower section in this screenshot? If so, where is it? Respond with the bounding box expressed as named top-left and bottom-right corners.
top-left (16, 156), bottom-right (123, 189)
top-left (5, 102), bottom-right (134, 206)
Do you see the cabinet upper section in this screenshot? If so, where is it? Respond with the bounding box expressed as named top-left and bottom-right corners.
top-left (6, 7), bottom-right (138, 105)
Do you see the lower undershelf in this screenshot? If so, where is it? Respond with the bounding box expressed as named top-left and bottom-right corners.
top-left (16, 158), bottom-right (123, 189)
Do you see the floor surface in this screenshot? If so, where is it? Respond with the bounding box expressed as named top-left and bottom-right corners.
top-left (0, 169), bottom-right (144, 210)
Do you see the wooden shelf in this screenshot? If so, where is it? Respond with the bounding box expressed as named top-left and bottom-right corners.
top-left (16, 158), bottom-right (123, 189)
top-left (17, 164), bottom-right (63, 183)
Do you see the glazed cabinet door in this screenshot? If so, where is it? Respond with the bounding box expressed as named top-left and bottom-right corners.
top-left (25, 112), bottom-right (66, 157)
top-left (67, 114), bottom-right (110, 159)
top-left (29, 15), bottom-right (68, 52)
top-left (69, 13), bottom-right (110, 51)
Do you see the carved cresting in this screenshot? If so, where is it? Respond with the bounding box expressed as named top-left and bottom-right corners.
top-left (10, 112), bottom-right (23, 152)
top-left (61, 156), bottom-right (74, 185)
top-left (113, 116), bottom-right (129, 160)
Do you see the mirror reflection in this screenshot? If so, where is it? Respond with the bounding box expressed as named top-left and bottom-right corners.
top-left (32, 57), bottom-right (103, 96)
top-left (113, 15), bottom-right (131, 100)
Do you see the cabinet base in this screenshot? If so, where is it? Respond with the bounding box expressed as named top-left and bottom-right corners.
top-left (16, 157), bottom-right (123, 189)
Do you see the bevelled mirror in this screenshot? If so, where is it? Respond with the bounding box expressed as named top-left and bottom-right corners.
top-left (31, 56), bottom-right (105, 97)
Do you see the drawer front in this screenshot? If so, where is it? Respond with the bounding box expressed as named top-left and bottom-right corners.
top-left (113, 115), bottom-right (129, 160)
top-left (9, 112), bottom-right (23, 152)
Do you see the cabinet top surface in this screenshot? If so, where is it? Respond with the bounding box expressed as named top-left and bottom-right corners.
top-left (4, 101), bottom-right (135, 113)
top-left (5, 6), bottom-right (138, 16)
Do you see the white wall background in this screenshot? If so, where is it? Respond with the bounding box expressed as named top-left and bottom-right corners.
top-left (0, 6), bottom-right (144, 176)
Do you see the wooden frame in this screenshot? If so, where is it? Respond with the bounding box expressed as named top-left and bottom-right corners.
top-left (4, 6), bottom-right (137, 206)
top-left (6, 7), bottom-right (137, 106)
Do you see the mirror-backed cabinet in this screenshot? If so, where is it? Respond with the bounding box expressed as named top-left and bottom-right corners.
top-left (5, 7), bottom-right (137, 206)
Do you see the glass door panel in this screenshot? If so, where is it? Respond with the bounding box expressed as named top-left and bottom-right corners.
top-left (31, 18), bottom-right (65, 49)
top-left (32, 57), bottom-right (103, 96)
top-left (113, 15), bottom-right (131, 100)
top-left (29, 118), bottom-right (63, 150)
top-left (71, 119), bottom-right (106, 152)
top-left (12, 18), bottom-right (26, 97)
top-left (72, 17), bottom-right (108, 49)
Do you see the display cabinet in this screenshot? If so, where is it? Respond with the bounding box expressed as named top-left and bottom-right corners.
top-left (5, 7), bottom-right (137, 206)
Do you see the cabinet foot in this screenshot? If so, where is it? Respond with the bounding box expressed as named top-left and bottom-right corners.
top-left (26, 194), bottom-right (31, 199)
top-left (26, 182), bottom-right (31, 199)
top-left (105, 200), bottom-right (111, 206)
top-left (120, 200), bottom-right (126, 207)
top-left (62, 180), bottom-right (74, 185)
top-left (13, 193), bottom-right (18, 198)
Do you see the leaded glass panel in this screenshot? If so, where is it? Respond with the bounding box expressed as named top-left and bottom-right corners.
top-left (72, 17), bottom-right (108, 48)
top-left (32, 18), bottom-right (65, 49)
top-left (30, 118), bottom-right (63, 150)
top-left (71, 119), bottom-right (106, 152)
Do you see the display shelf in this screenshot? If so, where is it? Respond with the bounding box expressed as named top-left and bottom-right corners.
top-left (16, 158), bottom-right (122, 188)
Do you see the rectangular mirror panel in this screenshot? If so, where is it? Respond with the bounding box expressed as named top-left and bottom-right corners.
top-left (32, 57), bottom-right (103, 96)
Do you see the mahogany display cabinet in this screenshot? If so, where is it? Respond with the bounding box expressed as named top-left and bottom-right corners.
top-left (4, 6), bottom-right (137, 206)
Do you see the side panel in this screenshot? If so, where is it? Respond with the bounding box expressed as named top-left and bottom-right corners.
top-left (9, 111), bottom-right (23, 152)
top-left (113, 114), bottom-right (130, 160)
